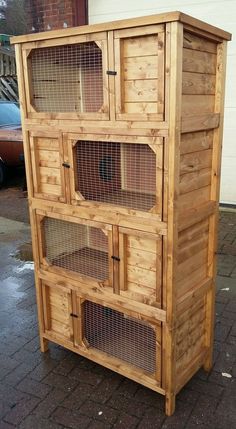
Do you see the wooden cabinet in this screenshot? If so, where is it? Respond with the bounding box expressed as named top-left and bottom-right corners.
top-left (12, 11), bottom-right (231, 416)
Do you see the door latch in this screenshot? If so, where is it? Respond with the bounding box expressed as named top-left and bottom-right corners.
top-left (111, 255), bottom-right (120, 262)
top-left (106, 70), bottom-right (117, 76)
top-left (62, 162), bottom-right (70, 168)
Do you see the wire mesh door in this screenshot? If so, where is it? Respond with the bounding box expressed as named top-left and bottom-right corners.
top-left (40, 216), bottom-right (112, 284)
top-left (82, 300), bottom-right (159, 375)
top-left (73, 140), bottom-right (157, 212)
top-left (25, 37), bottom-right (109, 118)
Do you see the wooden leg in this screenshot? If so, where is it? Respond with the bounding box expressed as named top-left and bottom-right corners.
top-left (165, 392), bottom-right (176, 416)
top-left (203, 351), bottom-right (213, 372)
top-left (40, 336), bottom-right (48, 352)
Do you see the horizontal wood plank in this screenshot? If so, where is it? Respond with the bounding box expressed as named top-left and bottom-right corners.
top-left (123, 34), bottom-right (158, 58)
top-left (182, 72), bottom-right (215, 95)
top-left (180, 131), bottom-right (213, 154)
top-left (180, 149), bottom-right (212, 174)
top-left (124, 79), bottom-right (158, 102)
top-left (183, 48), bottom-right (216, 74)
top-left (123, 56), bottom-right (158, 80)
top-left (182, 95), bottom-right (215, 116)
top-left (183, 32), bottom-right (217, 54)
top-left (179, 168), bottom-right (211, 194)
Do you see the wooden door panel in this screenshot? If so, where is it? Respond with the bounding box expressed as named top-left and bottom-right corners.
top-left (114, 25), bottom-right (165, 122)
top-left (119, 229), bottom-right (162, 307)
top-left (30, 133), bottom-right (67, 202)
top-left (42, 281), bottom-right (74, 346)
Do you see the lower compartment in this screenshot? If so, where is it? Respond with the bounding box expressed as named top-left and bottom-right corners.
top-left (41, 280), bottom-right (161, 388)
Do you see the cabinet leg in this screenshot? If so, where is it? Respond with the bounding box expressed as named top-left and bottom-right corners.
top-left (203, 351), bottom-right (213, 372)
top-left (165, 392), bottom-right (176, 416)
top-left (40, 337), bottom-right (48, 353)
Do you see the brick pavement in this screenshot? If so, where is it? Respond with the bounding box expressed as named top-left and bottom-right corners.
top-left (0, 211), bottom-right (235, 429)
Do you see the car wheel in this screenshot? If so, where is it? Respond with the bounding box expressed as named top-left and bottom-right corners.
top-left (0, 160), bottom-right (6, 187)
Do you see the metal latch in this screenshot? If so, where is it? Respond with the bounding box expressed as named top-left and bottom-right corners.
top-left (70, 313), bottom-right (78, 318)
top-left (106, 70), bottom-right (117, 76)
top-left (62, 162), bottom-right (70, 168)
top-left (111, 255), bottom-right (120, 261)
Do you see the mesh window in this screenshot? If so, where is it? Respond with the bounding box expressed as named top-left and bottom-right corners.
top-left (84, 301), bottom-right (156, 373)
top-left (43, 217), bottom-right (109, 281)
top-left (30, 42), bottom-right (103, 113)
top-left (75, 141), bottom-right (156, 211)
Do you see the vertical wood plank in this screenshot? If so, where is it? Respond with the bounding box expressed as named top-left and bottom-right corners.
top-left (119, 232), bottom-right (127, 291)
top-left (163, 21), bottom-right (183, 416)
top-left (15, 44), bottom-right (48, 352)
top-left (112, 225), bottom-right (120, 294)
top-left (60, 133), bottom-right (71, 204)
top-left (101, 39), bottom-right (110, 116)
top-left (114, 37), bottom-right (122, 115)
top-left (156, 238), bottom-right (162, 305)
top-left (108, 230), bottom-right (114, 287)
top-left (204, 41), bottom-right (227, 371)
top-left (108, 31), bottom-right (115, 121)
top-left (157, 31), bottom-right (165, 115)
top-left (42, 283), bottom-right (51, 331)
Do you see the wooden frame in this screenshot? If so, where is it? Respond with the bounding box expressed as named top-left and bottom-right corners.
top-left (21, 32), bottom-right (110, 121)
top-left (12, 12), bottom-right (231, 416)
top-left (66, 133), bottom-right (163, 218)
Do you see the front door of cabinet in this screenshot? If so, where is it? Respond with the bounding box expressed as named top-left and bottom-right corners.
top-left (42, 281), bottom-right (74, 346)
top-left (67, 134), bottom-right (164, 218)
top-left (118, 228), bottom-right (162, 307)
top-left (22, 32), bottom-right (109, 121)
top-left (37, 213), bottom-right (113, 288)
top-left (29, 132), bottom-right (67, 202)
top-left (114, 25), bottom-right (165, 122)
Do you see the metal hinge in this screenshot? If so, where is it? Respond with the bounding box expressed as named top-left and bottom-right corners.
top-left (111, 255), bottom-right (120, 262)
top-left (70, 313), bottom-right (78, 318)
top-left (106, 70), bottom-right (117, 76)
top-left (62, 162), bottom-right (70, 168)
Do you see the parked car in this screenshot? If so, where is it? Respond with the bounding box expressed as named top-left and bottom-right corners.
top-left (0, 101), bottom-right (23, 186)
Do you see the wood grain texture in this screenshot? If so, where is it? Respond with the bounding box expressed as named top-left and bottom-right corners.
top-left (13, 13), bottom-right (230, 417)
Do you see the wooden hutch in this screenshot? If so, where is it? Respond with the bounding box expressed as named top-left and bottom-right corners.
top-left (12, 11), bottom-right (231, 415)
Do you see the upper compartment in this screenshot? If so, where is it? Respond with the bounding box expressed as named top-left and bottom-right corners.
top-left (22, 32), bottom-right (110, 120)
top-left (20, 25), bottom-right (165, 123)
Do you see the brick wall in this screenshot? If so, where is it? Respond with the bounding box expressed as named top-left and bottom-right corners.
top-left (26, 0), bottom-right (87, 33)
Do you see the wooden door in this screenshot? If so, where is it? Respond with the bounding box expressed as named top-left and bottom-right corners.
top-left (114, 25), bottom-right (165, 122)
top-left (118, 228), bottom-right (162, 307)
top-left (42, 281), bottom-right (74, 347)
top-left (29, 132), bottom-right (67, 202)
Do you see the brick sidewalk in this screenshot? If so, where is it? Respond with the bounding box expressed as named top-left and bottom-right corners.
top-left (0, 212), bottom-right (235, 429)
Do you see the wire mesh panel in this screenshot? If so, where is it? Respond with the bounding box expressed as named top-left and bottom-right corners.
top-left (30, 42), bottom-right (103, 113)
top-left (83, 300), bottom-right (156, 373)
top-left (75, 141), bottom-right (156, 211)
top-left (43, 217), bottom-right (109, 281)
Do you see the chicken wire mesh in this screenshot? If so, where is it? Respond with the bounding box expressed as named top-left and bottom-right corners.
top-left (83, 300), bottom-right (156, 373)
top-left (75, 141), bottom-right (156, 211)
top-left (30, 42), bottom-right (103, 113)
top-left (43, 217), bottom-right (109, 281)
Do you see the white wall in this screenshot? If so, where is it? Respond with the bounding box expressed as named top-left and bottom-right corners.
top-left (89, 0), bottom-right (236, 204)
